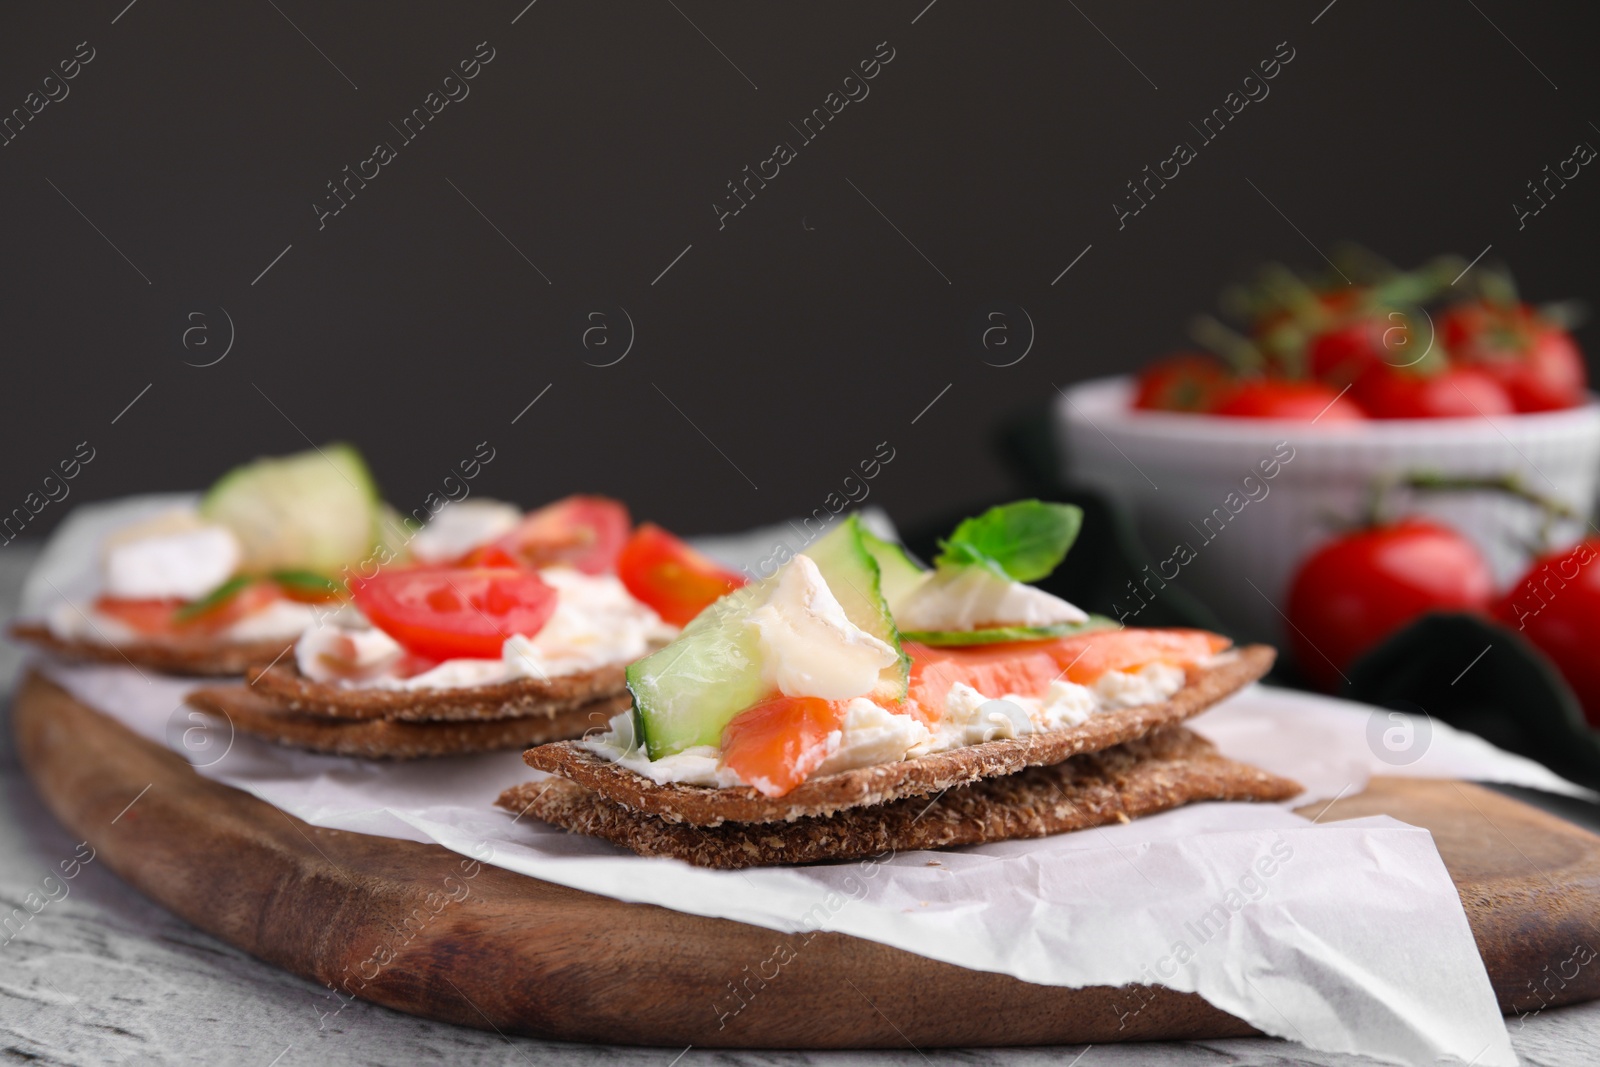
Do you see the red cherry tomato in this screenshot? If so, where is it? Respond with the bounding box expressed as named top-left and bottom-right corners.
top-left (1211, 380), bottom-right (1367, 421)
top-left (1286, 519), bottom-right (1495, 690)
top-left (1440, 302), bottom-right (1588, 412)
top-left (1351, 363), bottom-right (1515, 419)
top-left (616, 523), bottom-right (746, 627)
top-left (487, 495), bottom-right (631, 574)
top-left (1494, 539), bottom-right (1600, 727)
top-left (351, 566), bottom-right (557, 660)
top-left (1500, 328), bottom-right (1587, 412)
top-left (1254, 288), bottom-right (1370, 365)
top-left (1308, 317), bottom-right (1409, 387)
top-left (1132, 353), bottom-right (1233, 413)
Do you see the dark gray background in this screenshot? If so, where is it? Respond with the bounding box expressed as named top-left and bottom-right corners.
top-left (2, 1), bottom-right (1596, 540)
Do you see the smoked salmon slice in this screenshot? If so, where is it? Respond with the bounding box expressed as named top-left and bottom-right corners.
top-left (907, 628), bottom-right (1229, 720)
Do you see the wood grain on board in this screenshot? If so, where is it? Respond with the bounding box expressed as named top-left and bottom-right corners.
top-left (12, 671), bottom-right (1600, 1047)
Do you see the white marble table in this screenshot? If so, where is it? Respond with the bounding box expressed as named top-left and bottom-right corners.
top-left (2, 545), bottom-right (1597, 1066)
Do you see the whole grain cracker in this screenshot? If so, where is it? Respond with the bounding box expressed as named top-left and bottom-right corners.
top-left (243, 660), bottom-right (630, 722)
top-left (10, 621), bottom-right (294, 678)
top-left (525, 644), bottom-right (1273, 826)
top-left (188, 685), bottom-right (625, 759)
top-left (498, 725), bottom-right (1300, 868)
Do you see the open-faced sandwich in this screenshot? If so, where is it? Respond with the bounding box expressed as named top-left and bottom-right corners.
top-left (10, 445), bottom-right (383, 676)
top-left (498, 502), bottom-right (1299, 867)
top-left (189, 497), bottom-right (749, 758)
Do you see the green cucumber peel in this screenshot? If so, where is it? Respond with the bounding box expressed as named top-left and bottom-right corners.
top-left (807, 515), bottom-right (909, 700)
top-left (858, 526), bottom-right (927, 609)
top-left (201, 443), bottom-right (382, 572)
top-left (934, 500), bottom-right (1083, 583)
top-left (627, 513), bottom-right (914, 760)
top-left (901, 615), bottom-right (1118, 647)
top-left (626, 581), bottom-right (769, 760)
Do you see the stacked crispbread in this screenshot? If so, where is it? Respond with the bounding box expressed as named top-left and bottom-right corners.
top-left (497, 645), bottom-right (1300, 867)
top-left (188, 661), bottom-right (631, 759)
top-left (10, 621), bottom-right (297, 678)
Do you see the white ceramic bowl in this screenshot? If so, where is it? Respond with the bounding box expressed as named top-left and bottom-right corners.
top-left (1055, 376), bottom-right (1600, 644)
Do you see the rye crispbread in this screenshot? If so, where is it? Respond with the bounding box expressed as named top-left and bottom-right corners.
top-left (497, 725), bottom-right (1301, 868)
top-left (523, 644), bottom-right (1274, 826)
top-left (242, 660), bottom-right (630, 722)
top-left (9, 621), bottom-right (294, 678)
top-left (187, 684), bottom-right (627, 759)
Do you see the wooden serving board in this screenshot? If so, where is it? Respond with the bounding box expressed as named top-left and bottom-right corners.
top-left (13, 670), bottom-right (1600, 1048)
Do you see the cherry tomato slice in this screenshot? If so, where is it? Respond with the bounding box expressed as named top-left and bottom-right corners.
top-left (459, 543), bottom-right (521, 569)
top-left (489, 495), bottom-right (631, 574)
top-left (351, 566), bottom-right (557, 660)
top-left (721, 695), bottom-right (848, 797)
top-left (616, 523), bottom-right (746, 626)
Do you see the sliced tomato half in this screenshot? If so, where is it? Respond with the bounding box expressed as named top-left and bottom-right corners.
top-left (616, 523), bottom-right (746, 626)
top-left (459, 543), bottom-right (521, 569)
top-left (721, 695), bottom-right (848, 797)
top-left (351, 566), bottom-right (557, 660)
top-left (480, 495), bottom-right (631, 574)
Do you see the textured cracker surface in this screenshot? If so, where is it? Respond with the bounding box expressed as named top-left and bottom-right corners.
top-left (525, 645), bottom-right (1274, 826)
top-left (188, 684), bottom-right (626, 759)
top-left (498, 726), bottom-right (1301, 868)
top-left (242, 660), bottom-right (630, 722)
top-left (10, 621), bottom-right (294, 677)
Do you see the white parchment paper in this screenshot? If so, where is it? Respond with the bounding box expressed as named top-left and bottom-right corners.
top-left (26, 497), bottom-right (1595, 1066)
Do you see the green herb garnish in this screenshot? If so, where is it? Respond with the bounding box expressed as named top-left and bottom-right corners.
top-left (173, 576), bottom-right (254, 623)
top-left (934, 500), bottom-right (1083, 582)
top-left (270, 569), bottom-right (344, 598)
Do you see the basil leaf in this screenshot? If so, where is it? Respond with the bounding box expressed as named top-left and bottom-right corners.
top-left (270, 569), bottom-right (344, 597)
top-left (173, 576), bottom-right (254, 622)
top-left (934, 500), bottom-right (1083, 582)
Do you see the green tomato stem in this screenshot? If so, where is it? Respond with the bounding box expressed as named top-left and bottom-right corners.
top-left (1364, 470), bottom-right (1586, 553)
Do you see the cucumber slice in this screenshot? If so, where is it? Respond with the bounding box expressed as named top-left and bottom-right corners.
top-left (201, 444), bottom-right (380, 572)
top-left (627, 583), bottom-right (769, 760)
top-left (370, 503), bottom-right (414, 567)
top-left (627, 515), bottom-right (912, 760)
top-left (859, 527), bottom-right (927, 612)
top-left (902, 615), bottom-right (1119, 647)
top-left (807, 516), bottom-right (908, 700)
